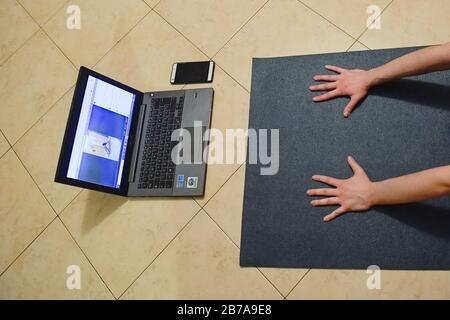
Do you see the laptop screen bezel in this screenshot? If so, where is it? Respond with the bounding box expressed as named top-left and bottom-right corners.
top-left (54, 66), bottom-right (144, 196)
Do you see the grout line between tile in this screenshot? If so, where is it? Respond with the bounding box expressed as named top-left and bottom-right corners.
top-left (56, 190), bottom-right (85, 217)
top-left (36, 0), bottom-right (72, 27)
top-left (285, 268), bottom-right (311, 299)
top-left (346, 39), bottom-right (359, 52)
top-left (200, 162), bottom-right (245, 209)
top-left (199, 161), bottom-right (309, 298)
top-left (0, 129), bottom-right (11, 147)
top-left (201, 207), bottom-right (284, 299)
top-left (92, 8), bottom-right (154, 68)
top-left (0, 149), bottom-right (11, 161)
top-left (0, 28), bottom-right (40, 68)
top-left (152, 9), bottom-right (211, 60)
top-left (255, 268), bottom-right (286, 299)
top-left (11, 6), bottom-right (156, 149)
top-left (57, 216), bottom-right (117, 299)
top-left (117, 209), bottom-right (203, 299)
top-left (141, 0), bottom-right (153, 10)
top-left (140, 0), bottom-right (161, 10)
top-left (41, 29), bottom-right (79, 70)
top-left (11, 84), bottom-right (75, 148)
top-left (215, 63), bottom-right (251, 94)
top-left (210, 0), bottom-right (271, 59)
top-left (0, 216), bottom-right (57, 278)
top-left (0, 150), bottom-right (92, 296)
top-left (346, 39), bottom-right (372, 52)
top-left (359, 42), bottom-right (371, 50)
top-left (296, 0), bottom-right (359, 43)
top-left (192, 197), bottom-right (202, 208)
top-left (4, 149), bottom-right (111, 297)
top-left (11, 148), bottom-right (59, 215)
top-left (15, 0), bottom-right (79, 71)
top-left (201, 208), bottom-right (240, 249)
top-left (355, 0), bottom-right (395, 45)
top-left (0, 152), bottom-right (83, 279)
top-left (0, 129), bottom-right (12, 160)
top-left (200, 164), bottom-right (291, 299)
top-left (151, 0), bottom-right (162, 9)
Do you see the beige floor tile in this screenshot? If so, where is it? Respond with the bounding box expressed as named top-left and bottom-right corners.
top-left (195, 163), bottom-right (242, 208)
top-left (0, 31), bottom-right (76, 144)
top-left (204, 165), bottom-right (246, 245)
top-left (60, 190), bottom-right (201, 296)
top-left (215, 0), bottom-right (354, 90)
top-left (348, 41), bottom-right (370, 52)
top-left (0, 0), bottom-right (39, 65)
top-left (360, 0), bottom-right (450, 49)
top-left (0, 219), bottom-right (113, 299)
top-left (44, 0), bottom-right (151, 68)
top-left (288, 269), bottom-right (450, 299)
top-left (156, 0), bottom-right (267, 57)
top-left (18, 0), bottom-right (68, 26)
top-left (260, 268), bottom-right (309, 297)
top-left (95, 11), bottom-right (207, 92)
top-left (185, 67), bottom-right (250, 206)
top-left (0, 150), bottom-right (56, 274)
top-left (122, 211), bottom-right (282, 299)
top-left (0, 131), bottom-right (10, 158)
top-left (143, 0), bottom-right (160, 8)
top-left (14, 89), bottom-right (81, 214)
top-left (205, 166), bottom-right (308, 296)
top-left (301, 0), bottom-right (391, 38)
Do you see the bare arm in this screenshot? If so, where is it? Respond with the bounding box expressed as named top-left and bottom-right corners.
top-left (372, 165), bottom-right (450, 205)
top-left (307, 157), bottom-right (450, 222)
top-left (310, 42), bottom-right (450, 117)
top-left (369, 42), bottom-right (450, 85)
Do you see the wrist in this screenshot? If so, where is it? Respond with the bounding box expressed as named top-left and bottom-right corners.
top-left (366, 68), bottom-right (385, 87)
top-left (368, 181), bottom-right (382, 207)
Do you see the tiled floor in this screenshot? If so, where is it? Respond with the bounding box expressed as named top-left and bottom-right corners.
top-left (1, 0), bottom-right (449, 300)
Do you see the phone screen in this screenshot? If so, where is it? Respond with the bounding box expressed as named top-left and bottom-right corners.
top-left (172, 61), bottom-right (214, 84)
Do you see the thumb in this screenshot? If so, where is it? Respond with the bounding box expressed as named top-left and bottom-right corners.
top-left (347, 156), bottom-right (365, 175)
top-left (343, 95), bottom-right (362, 118)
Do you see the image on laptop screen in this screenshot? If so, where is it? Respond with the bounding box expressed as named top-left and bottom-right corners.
top-left (67, 76), bottom-right (135, 189)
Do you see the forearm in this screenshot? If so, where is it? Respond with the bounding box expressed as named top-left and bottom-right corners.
top-left (367, 42), bottom-right (450, 86)
top-left (371, 165), bottom-right (450, 206)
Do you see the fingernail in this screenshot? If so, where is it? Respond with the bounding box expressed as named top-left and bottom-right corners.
top-left (323, 217), bottom-right (328, 222)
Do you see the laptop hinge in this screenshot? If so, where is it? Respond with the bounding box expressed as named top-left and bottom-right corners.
top-left (128, 103), bottom-right (148, 183)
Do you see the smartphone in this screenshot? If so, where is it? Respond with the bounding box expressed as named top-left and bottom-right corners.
top-left (170, 61), bottom-right (215, 84)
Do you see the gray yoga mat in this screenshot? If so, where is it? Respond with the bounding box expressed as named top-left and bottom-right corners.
top-left (241, 47), bottom-right (450, 270)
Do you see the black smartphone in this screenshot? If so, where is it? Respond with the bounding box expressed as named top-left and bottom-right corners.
top-left (170, 61), bottom-right (215, 84)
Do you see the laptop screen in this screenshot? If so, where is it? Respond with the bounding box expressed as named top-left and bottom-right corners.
top-left (66, 75), bottom-right (136, 189)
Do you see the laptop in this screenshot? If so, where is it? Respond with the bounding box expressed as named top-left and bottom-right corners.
top-left (55, 67), bottom-right (213, 197)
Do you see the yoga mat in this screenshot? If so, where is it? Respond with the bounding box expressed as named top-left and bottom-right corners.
top-left (241, 47), bottom-right (450, 270)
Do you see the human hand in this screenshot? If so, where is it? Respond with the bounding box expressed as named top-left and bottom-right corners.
top-left (309, 65), bottom-right (373, 117)
top-left (307, 156), bottom-right (375, 222)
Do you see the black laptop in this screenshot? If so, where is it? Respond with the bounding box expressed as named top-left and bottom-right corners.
top-left (55, 67), bottom-right (213, 197)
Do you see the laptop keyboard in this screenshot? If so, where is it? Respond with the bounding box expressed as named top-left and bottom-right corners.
top-left (138, 96), bottom-right (184, 190)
